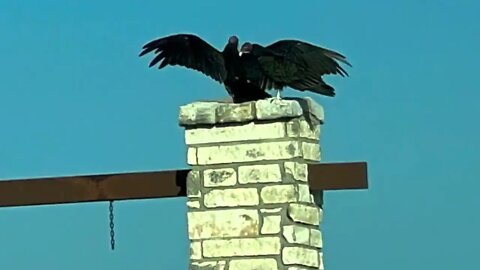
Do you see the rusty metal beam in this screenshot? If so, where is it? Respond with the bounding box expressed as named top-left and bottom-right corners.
top-left (308, 162), bottom-right (368, 190)
top-left (0, 162), bottom-right (368, 208)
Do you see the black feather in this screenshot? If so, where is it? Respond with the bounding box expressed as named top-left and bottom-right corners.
top-left (139, 33), bottom-right (270, 103)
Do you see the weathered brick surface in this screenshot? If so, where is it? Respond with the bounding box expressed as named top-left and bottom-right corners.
top-left (310, 229), bottom-right (323, 248)
top-left (283, 225), bottom-right (310, 245)
top-left (298, 184), bottom-right (312, 203)
top-left (260, 208), bottom-right (282, 214)
top-left (203, 188), bottom-right (259, 208)
top-left (301, 97), bottom-right (325, 123)
top-left (196, 141), bottom-right (301, 165)
top-left (216, 102), bottom-right (254, 123)
top-left (255, 99), bottom-right (303, 120)
top-left (190, 241), bottom-right (202, 260)
top-left (287, 203), bottom-right (321, 226)
top-left (188, 147), bottom-right (198, 165)
top-left (284, 161), bottom-right (308, 182)
top-left (238, 164), bottom-right (282, 184)
top-left (261, 215), bottom-right (281, 234)
top-left (287, 267), bottom-right (314, 270)
top-left (229, 258), bottom-right (278, 270)
top-left (282, 246), bottom-right (319, 268)
top-left (191, 261), bottom-right (226, 270)
top-left (185, 122), bottom-right (285, 145)
top-left (188, 209), bottom-right (259, 239)
top-left (187, 200), bottom-right (201, 209)
top-left (187, 171), bottom-right (201, 198)
top-left (261, 185), bottom-right (298, 204)
top-left (182, 98), bottom-right (326, 269)
top-left (203, 168), bottom-right (237, 187)
top-left (302, 142), bottom-right (321, 161)
top-left (179, 97), bottom-right (324, 126)
top-left (179, 102), bottom-right (219, 125)
top-left (202, 237), bottom-right (281, 257)
top-left (286, 118), bottom-right (320, 140)
top-left (319, 251), bottom-right (325, 270)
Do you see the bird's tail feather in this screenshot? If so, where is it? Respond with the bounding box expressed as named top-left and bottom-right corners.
top-left (289, 81), bottom-right (335, 97)
top-left (307, 83), bottom-right (335, 97)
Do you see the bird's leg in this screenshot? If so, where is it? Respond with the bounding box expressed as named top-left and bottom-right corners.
top-left (276, 89), bottom-right (282, 99)
top-left (270, 89), bottom-right (282, 103)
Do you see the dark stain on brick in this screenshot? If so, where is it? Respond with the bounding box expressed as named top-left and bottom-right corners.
top-left (209, 170), bottom-right (233, 184)
top-left (246, 149), bottom-right (265, 158)
top-left (240, 214), bottom-right (253, 221)
top-left (289, 120), bottom-right (300, 135)
top-left (287, 143), bottom-right (297, 156)
top-left (190, 262), bottom-right (224, 270)
top-left (186, 171), bottom-right (200, 196)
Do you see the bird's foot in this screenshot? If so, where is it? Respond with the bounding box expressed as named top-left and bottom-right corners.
top-left (269, 90), bottom-right (283, 103)
top-left (269, 97), bottom-right (284, 104)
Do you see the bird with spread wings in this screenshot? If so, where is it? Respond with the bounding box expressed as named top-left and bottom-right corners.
top-left (139, 33), bottom-right (351, 102)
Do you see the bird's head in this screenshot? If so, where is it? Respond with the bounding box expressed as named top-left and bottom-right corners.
top-left (228, 36), bottom-right (239, 47)
top-left (239, 42), bottom-right (253, 56)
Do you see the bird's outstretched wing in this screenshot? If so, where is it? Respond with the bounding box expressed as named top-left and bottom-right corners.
top-left (246, 40), bottom-right (351, 97)
top-left (246, 44), bottom-right (313, 91)
top-left (139, 34), bottom-right (227, 83)
top-left (256, 53), bottom-right (331, 94)
top-left (265, 40), bottom-right (352, 77)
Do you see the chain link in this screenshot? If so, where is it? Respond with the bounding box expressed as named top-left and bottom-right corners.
top-left (109, 200), bottom-right (115, 250)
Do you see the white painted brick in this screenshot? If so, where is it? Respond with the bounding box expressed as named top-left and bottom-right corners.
top-left (298, 184), bottom-right (312, 203)
top-left (187, 200), bottom-right (200, 209)
top-left (284, 161), bottom-right (308, 182)
top-left (302, 97), bottom-right (325, 123)
top-left (179, 102), bottom-right (218, 126)
top-left (188, 209), bottom-right (259, 239)
top-left (302, 142), bottom-right (320, 161)
top-left (216, 102), bottom-right (254, 124)
top-left (185, 122), bottom-right (286, 145)
top-left (282, 225), bottom-right (310, 245)
top-left (255, 98), bottom-right (303, 120)
top-left (202, 237), bottom-right (281, 257)
top-left (191, 261), bottom-right (226, 270)
top-left (287, 203), bottom-right (320, 226)
top-left (310, 229), bottom-right (323, 248)
top-left (260, 208), bottom-right (282, 214)
top-left (238, 164), bottom-right (282, 184)
top-left (287, 267), bottom-right (311, 270)
top-left (261, 185), bottom-right (298, 204)
top-left (229, 258), bottom-right (278, 270)
top-left (188, 147), bottom-right (197, 165)
top-left (261, 215), bottom-right (281, 234)
top-left (196, 141), bottom-right (301, 165)
top-left (319, 251), bottom-right (325, 270)
top-left (190, 241), bottom-right (202, 260)
top-left (187, 170), bottom-right (201, 198)
top-left (204, 188), bottom-right (259, 208)
top-left (286, 119), bottom-right (321, 140)
top-left (203, 168), bottom-right (237, 187)
top-left (282, 246), bottom-right (319, 268)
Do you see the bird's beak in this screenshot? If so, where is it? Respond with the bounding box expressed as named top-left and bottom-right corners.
top-left (239, 51), bottom-right (243, 56)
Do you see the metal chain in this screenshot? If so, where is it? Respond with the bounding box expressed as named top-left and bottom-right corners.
top-left (109, 200), bottom-right (115, 251)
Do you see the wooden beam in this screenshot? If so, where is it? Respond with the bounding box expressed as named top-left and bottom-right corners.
top-left (0, 162), bottom-right (368, 208)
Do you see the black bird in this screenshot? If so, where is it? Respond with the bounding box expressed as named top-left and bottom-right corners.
top-left (139, 33), bottom-right (270, 103)
top-left (239, 40), bottom-right (352, 99)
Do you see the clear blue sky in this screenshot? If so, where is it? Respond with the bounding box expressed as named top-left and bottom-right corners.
top-left (1, 0), bottom-right (479, 269)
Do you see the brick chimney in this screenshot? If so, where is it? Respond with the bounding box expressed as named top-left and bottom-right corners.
top-left (179, 98), bottom-right (325, 270)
